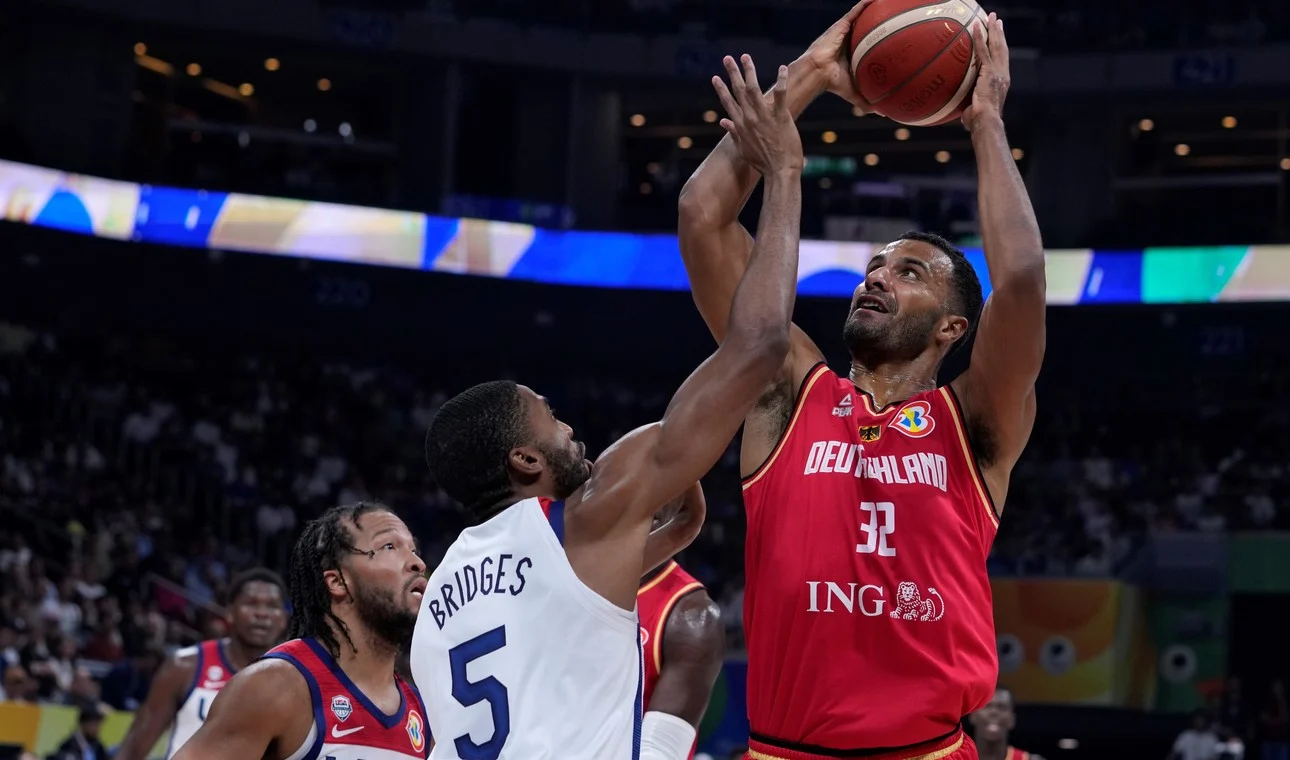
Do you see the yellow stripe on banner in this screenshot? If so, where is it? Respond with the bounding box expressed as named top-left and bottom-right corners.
top-left (937, 387), bottom-right (998, 530)
top-left (0, 702), bottom-right (41, 750)
top-left (0, 702), bottom-right (170, 758)
top-left (1042, 249), bottom-right (1094, 305)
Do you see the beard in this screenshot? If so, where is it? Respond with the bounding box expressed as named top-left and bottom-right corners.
top-left (350, 574), bottom-right (418, 650)
top-left (537, 439), bottom-right (591, 499)
top-left (842, 306), bottom-right (942, 364)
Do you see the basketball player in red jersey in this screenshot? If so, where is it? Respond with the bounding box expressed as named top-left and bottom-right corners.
top-left (115, 568), bottom-right (288, 760)
top-left (969, 688), bottom-right (1045, 760)
top-left (172, 502), bottom-right (432, 760)
top-left (679, 7), bottom-right (1043, 760)
top-left (638, 558), bottom-right (725, 760)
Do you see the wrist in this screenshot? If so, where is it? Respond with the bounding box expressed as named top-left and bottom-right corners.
top-left (789, 55), bottom-right (830, 97)
top-left (762, 166), bottom-right (803, 185)
top-left (969, 112), bottom-right (1006, 138)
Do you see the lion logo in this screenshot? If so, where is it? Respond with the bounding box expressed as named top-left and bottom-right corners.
top-left (890, 582), bottom-right (945, 622)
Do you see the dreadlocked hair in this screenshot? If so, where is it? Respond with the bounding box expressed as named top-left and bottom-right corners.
top-left (287, 501), bottom-right (392, 659)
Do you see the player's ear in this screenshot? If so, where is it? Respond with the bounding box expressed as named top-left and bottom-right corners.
top-left (508, 445), bottom-right (544, 480)
top-left (323, 568), bottom-right (350, 603)
top-left (939, 314), bottom-right (968, 346)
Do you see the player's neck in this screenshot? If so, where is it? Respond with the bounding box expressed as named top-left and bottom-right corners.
top-left (223, 637), bottom-right (269, 670)
top-left (331, 626), bottom-right (402, 693)
top-left (848, 359), bottom-right (938, 409)
top-left (976, 736), bottom-right (1009, 760)
top-left (476, 490), bottom-right (541, 522)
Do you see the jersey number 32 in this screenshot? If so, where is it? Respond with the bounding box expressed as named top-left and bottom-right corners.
top-left (857, 501), bottom-right (896, 557)
top-left (448, 625), bottom-right (510, 760)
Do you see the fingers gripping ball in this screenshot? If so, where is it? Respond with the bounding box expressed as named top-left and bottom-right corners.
top-left (849, 0), bottom-right (987, 126)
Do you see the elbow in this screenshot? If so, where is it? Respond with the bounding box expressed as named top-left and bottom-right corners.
top-left (678, 183), bottom-right (716, 234)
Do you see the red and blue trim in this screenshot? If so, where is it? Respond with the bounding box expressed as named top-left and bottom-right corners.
top-left (631, 635), bottom-right (644, 760)
top-left (539, 498), bottom-right (566, 545)
top-left (302, 638), bottom-right (406, 729)
top-left (260, 646), bottom-right (327, 760)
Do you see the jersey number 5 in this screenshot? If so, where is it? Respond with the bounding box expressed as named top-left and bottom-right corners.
top-left (448, 625), bottom-right (510, 760)
top-left (856, 501), bottom-right (895, 556)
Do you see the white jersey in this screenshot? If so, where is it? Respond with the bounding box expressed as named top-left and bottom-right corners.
top-left (166, 639), bottom-right (237, 758)
top-left (411, 498), bottom-right (643, 760)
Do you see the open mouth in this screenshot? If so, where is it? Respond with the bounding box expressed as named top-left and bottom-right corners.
top-left (854, 294), bottom-right (890, 314)
top-left (409, 577), bottom-right (427, 600)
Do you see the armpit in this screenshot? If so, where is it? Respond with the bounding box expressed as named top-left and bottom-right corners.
top-left (752, 376), bottom-right (794, 443)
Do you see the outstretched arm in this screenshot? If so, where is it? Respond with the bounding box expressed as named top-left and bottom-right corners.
top-left (171, 661), bottom-right (310, 760)
top-left (951, 16), bottom-right (1046, 510)
top-left (571, 58), bottom-right (803, 609)
top-left (640, 591), bottom-right (725, 760)
top-left (678, 2), bottom-right (872, 472)
top-left (114, 656), bottom-right (193, 760)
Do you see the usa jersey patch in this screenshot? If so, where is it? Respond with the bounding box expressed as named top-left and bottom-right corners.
top-left (331, 695), bottom-right (353, 722)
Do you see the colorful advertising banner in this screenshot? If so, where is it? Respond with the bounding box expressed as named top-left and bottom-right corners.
top-left (3, 159), bottom-right (1290, 304)
top-left (0, 702), bottom-right (167, 758)
top-left (992, 579), bottom-right (1226, 711)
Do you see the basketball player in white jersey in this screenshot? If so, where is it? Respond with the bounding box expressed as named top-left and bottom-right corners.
top-left (413, 55), bottom-right (804, 760)
top-left (115, 568), bottom-right (287, 760)
top-left (171, 502), bottom-right (431, 760)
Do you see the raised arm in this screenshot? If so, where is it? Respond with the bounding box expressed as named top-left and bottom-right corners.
top-left (640, 591), bottom-right (725, 760)
top-left (677, 2), bottom-right (871, 472)
top-left (950, 16), bottom-right (1046, 508)
top-left (570, 57), bottom-right (803, 609)
top-left (170, 660), bottom-right (311, 760)
top-left (642, 483), bottom-right (706, 576)
top-left (114, 655), bottom-right (194, 760)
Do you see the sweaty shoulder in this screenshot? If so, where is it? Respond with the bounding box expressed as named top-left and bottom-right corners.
top-left (150, 647), bottom-right (200, 701)
top-left (170, 644), bottom-right (201, 669)
top-left (173, 658), bottom-right (313, 760)
top-left (164, 645), bottom-right (201, 679)
top-left (221, 658), bottom-right (311, 714)
top-left (741, 360), bottom-right (839, 478)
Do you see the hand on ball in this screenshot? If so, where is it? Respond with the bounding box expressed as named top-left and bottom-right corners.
top-left (711, 55), bottom-right (804, 175)
top-left (803, 0), bottom-right (877, 113)
top-left (962, 13), bottom-right (1010, 131)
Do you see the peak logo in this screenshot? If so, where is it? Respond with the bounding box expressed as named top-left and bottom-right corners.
top-left (833, 394), bottom-right (854, 417)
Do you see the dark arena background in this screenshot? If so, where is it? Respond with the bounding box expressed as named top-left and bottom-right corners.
top-left (2, 0), bottom-right (1290, 758)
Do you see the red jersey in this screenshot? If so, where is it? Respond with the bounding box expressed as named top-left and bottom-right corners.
top-left (638, 561), bottom-right (705, 760)
top-left (741, 363), bottom-right (999, 753)
top-left (1007, 747), bottom-right (1031, 760)
top-left (263, 638), bottom-right (430, 760)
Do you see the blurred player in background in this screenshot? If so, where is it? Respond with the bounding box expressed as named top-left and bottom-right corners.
top-left (172, 502), bottom-right (431, 760)
top-left (969, 687), bottom-right (1044, 760)
top-left (114, 568), bottom-right (287, 760)
top-left (638, 557), bottom-right (724, 760)
top-left (679, 4), bottom-right (1044, 760)
top-left (414, 55), bottom-right (804, 760)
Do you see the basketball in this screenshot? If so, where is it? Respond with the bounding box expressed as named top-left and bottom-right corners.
top-left (849, 0), bottom-right (987, 126)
